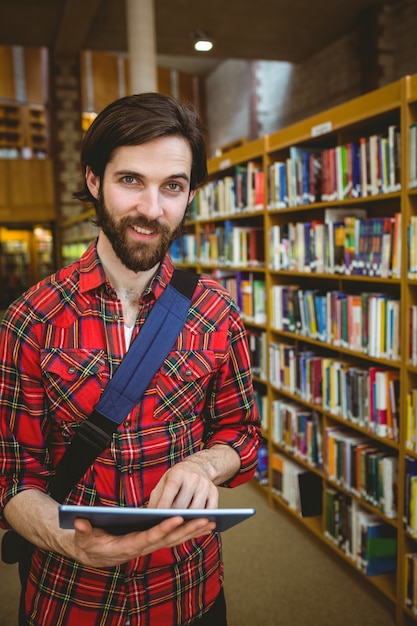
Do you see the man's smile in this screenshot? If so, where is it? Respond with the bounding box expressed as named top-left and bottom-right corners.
top-left (131, 224), bottom-right (155, 235)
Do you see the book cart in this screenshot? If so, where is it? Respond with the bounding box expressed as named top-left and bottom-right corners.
top-left (60, 73), bottom-right (417, 625)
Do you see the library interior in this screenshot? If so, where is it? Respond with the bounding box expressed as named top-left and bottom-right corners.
top-left (2, 0), bottom-right (417, 624)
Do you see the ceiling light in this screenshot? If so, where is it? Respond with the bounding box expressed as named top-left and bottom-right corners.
top-left (193, 31), bottom-right (213, 52)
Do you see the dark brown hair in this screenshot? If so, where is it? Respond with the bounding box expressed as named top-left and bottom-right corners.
top-left (74, 92), bottom-right (208, 205)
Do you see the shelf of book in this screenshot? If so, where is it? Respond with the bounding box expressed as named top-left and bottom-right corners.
top-left (264, 77), bottom-right (405, 624)
top-left (0, 102), bottom-right (48, 158)
top-left (176, 75), bottom-right (417, 625)
top-left (402, 74), bottom-right (417, 625)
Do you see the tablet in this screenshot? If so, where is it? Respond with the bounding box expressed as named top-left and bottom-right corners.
top-left (58, 505), bottom-right (256, 534)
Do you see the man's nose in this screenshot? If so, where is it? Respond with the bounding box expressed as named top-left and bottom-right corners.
top-left (135, 187), bottom-right (163, 219)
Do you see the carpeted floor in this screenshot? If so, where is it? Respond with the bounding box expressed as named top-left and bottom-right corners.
top-left (220, 482), bottom-right (395, 626)
top-left (0, 482), bottom-right (396, 625)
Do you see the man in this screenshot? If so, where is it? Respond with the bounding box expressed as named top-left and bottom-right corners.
top-left (0, 92), bottom-right (261, 626)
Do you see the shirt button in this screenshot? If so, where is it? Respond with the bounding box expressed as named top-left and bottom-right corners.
top-left (113, 313), bottom-right (120, 321)
top-left (185, 368), bottom-right (193, 376)
top-left (68, 366), bottom-right (76, 375)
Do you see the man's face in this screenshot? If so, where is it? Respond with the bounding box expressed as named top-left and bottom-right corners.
top-left (86, 136), bottom-right (195, 272)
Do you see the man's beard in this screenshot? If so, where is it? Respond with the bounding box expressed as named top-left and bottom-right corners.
top-left (95, 190), bottom-right (186, 272)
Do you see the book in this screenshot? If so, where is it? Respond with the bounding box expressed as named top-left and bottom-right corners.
top-left (298, 471), bottom-right (322, 517)
top-left (324, 207), bottom-right (367, 273)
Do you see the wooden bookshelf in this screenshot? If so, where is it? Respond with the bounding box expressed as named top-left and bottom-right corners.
top-left (0, 225), bottom-right (54, 311)
top-left (0, 102), bottom-right (23, 157)
top-left (24, 104), bottom-right (48, 157)
top-left (184, 76), bottom-right (405, 626)
top-left (59, 73), bottom-right (417, 625)
top-left (0, 101), bottom-right (48, 158)
top-left (265, 79), bottom-right (404, 625)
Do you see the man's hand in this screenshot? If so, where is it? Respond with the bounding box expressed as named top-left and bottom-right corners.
top-left (3, 445), bottom-right (240, 569)
top-left (148, 444), bottom-right (241, 509)
top-left (71, 515), bottom-right (215, 568)
top-left (148, 456), bottom-right (219, 509)
top-left (4, 490), bottom-right (216, 569)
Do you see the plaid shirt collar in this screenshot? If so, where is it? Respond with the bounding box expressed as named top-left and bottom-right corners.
top-left (79, 240), bottom-right (175, 301)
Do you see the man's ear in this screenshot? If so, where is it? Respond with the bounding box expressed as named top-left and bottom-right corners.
top-left (85, 166), bottom-right (100, 199)
top-left (188, 189), bottom-right (196, 205)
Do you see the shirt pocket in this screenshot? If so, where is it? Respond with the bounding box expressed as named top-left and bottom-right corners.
top-left (152, 349), bottom-right (217, 422)
top-left (40, 348), bottom-right (106, 434)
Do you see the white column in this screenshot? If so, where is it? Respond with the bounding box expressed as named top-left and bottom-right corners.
top-left (126, 0), bottom-right (158, 93)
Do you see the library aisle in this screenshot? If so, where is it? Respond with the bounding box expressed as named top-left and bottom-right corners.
top-left (220, 483), bottom-right (395, 626)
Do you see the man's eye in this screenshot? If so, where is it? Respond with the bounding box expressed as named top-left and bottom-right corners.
top-left (167, 182), bottom-right (181, 191)
top-left (122, 175), bottom-right (136, 184)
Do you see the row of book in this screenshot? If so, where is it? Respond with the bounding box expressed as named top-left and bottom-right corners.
top-left (271, 400), bottom-right (322, 468)
top-left (405, 552), bottom-right (417, 614)
top-left (409, 306), bottom-right (417, 366)
top-left (271, 452), bottom-right (322, 517)
top-left (171, 223), bottom-right (265, 268)
top-left (324, 427), bottom-right (398, 519)
top-left (254, 388), bottom-right (268, 432)
top-left (189, 123), bottom-right (403, 219)
top-left (170, 233), bottom-right (197, 264)
top-left (269, 342), bottom-right (400, 441)
top-left (268, 126), bottom-right (401, 209)
top-left (405, 389), bottom-right (417, 452)
top-left (404, 456), bottom-right (417, 536)
top-left (247, 329), bottom-right (267, 380)
top-left (191, 161), bottom-right (264, 219)
top-left (409, 122), bottom-right (417, 189)
top-left (408, 215), bottom-right (417, 278)
top-left (271, 285), bottom-right (401, 361)
top-left (174, 208), bottom-right (402, 280)
top-left (254, 441), bottom-right (269, 486)
top-left (198, 222), bottom-right (265, 267)
top-left (211, 270), bottom-right (266, 325)
top-left (325, 492), bottom-right (397, 576)
top-left (269, 208), bottom-right (401, 279)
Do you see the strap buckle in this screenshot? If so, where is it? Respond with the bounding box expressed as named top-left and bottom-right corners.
top-left (75, 418), bottom-right (112, 452)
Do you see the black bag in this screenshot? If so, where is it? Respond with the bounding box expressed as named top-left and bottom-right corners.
top-left (2, 529), bottom-right (34, 625)
top-left (1, 528), bottom-right (30, 564)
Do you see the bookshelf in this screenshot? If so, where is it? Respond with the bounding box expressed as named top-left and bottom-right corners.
top-left (265, 80), bottom-right (406, 624)
top-left (0, 102), bottom-right (23, 157)
top-left (59, 74), bottom-right (417, 625)
top-left (24, 104), bottom-right (48, 157)
top-left (186, 78), bottom-right (406, 625)
top-left (0, 225), bottom-right (54, 313)
top-left (0, 101), bottom-right (48, 158)
top-left (190, 137), bottom-right (270, 491)
top-left (402, 73), bottom-right (417, 625)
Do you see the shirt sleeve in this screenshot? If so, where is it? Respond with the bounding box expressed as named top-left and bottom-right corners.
top-left (0, 299), bottom-right (51, 527)
top-left (203, 305), bottom-right (261, 488)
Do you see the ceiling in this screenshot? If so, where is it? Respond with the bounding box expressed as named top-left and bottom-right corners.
top-left (0, 0), bottom-right (386, 76)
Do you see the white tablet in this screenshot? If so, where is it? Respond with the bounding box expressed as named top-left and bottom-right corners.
top-left (58, 505), bottom-right (256, 534)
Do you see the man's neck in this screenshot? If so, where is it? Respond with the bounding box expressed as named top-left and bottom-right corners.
top-left (97, 233), bottom-right (159, 327)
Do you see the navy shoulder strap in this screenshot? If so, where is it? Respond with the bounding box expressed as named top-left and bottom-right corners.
top-left (48, 269), bottom-right (199, 503)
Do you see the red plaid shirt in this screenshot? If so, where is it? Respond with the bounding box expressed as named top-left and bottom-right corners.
top-left (0, 243), bottom-right (260, 626)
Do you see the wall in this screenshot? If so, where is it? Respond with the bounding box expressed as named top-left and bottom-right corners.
top-left (391, 0), bottom-right (417, 77)
top-left (205, 60), bottom-right (253, 156)
top-left (205, 0), bottom-right (417, 157)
